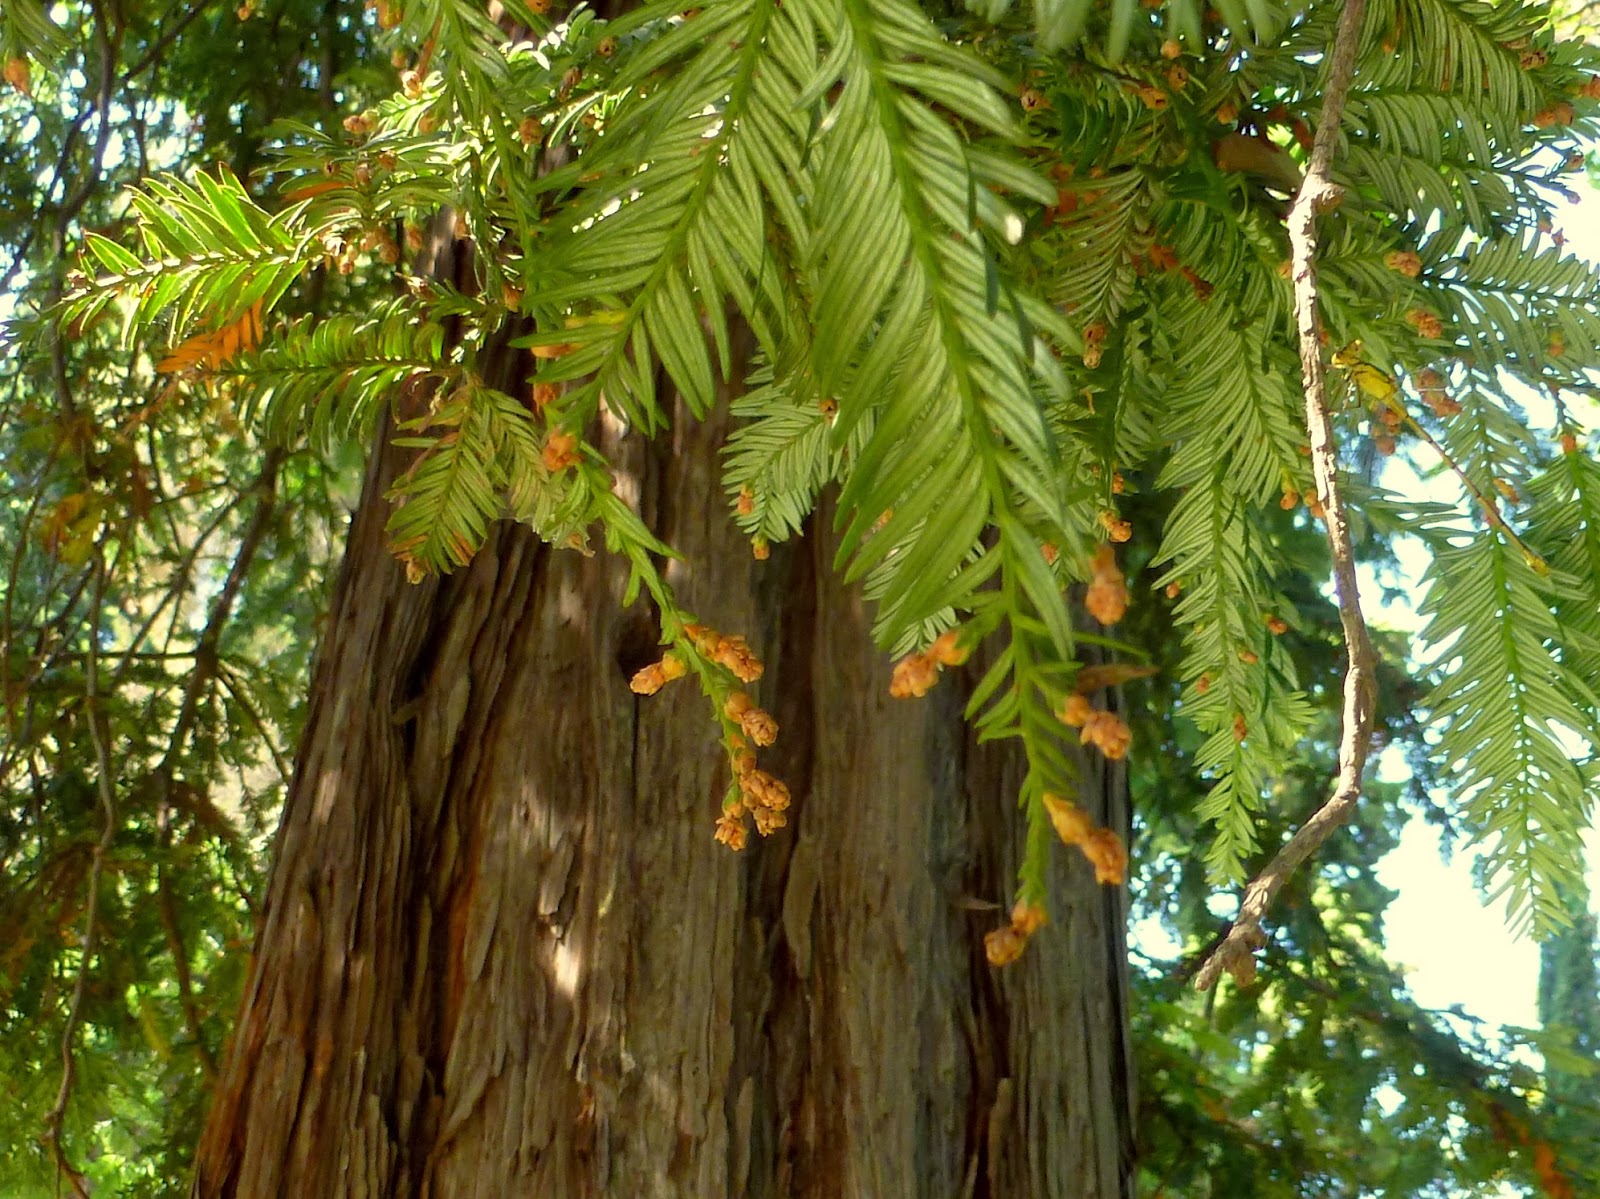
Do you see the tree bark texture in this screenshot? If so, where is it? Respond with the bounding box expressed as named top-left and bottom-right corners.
top-left (192, 255), bottom-right (1136, 1199)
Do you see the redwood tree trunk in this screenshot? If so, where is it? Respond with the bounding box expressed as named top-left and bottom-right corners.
top-left (192, 308), bottom-right (1137, 1198)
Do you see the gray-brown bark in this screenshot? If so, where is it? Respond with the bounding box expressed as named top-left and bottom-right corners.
top-left (192, 275), bottom-right (1136, 1199)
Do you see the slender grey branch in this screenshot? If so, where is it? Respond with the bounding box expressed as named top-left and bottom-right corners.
top-left (152, 450), bottom-right (284, 794)
top-left (42, 561), bottom-right (117, 1199)
top-left (156, 855), bottom-right (218, 1085)
top-left (216, 661), bottom-right (296, 795)
top-left (147, 451), bottom-right (284, 850)
top-left (0, 444), bottom-right (62, 759)
top-left (111, 487), bottom-right (253, 692)
top-left (1195, 0), bottom-right (1376, 992)
top-left (1, 2), bottom-right (218, 296)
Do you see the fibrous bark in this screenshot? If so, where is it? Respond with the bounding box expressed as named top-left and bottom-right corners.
top-left (194, 250), bottom-right (1136, 1199)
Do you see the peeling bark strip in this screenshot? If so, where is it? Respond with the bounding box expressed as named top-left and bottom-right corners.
top-left (193, 247), bottom-right (1135, 1199)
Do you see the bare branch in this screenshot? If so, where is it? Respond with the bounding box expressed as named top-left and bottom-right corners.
top-left (153, 450), bottom-right (285, 794)
top-left (109, 486), bottom-right (254, 692)
top-left (1195, 0), bottom-right (1377, 992)
top-left (216, 660), bottom-right (296, 795)
top-left (42, 560), bottom-right (118, 1199)
top-left (146, 452), bottom-right (284, 1057)
top-left (157, 862), bottom-right (219, 1085)
top-left (0, 443), bottom-right (63, 772)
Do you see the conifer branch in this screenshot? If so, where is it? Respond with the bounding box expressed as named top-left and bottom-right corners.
top-left (1195, 0), bottom-right (1375, 992)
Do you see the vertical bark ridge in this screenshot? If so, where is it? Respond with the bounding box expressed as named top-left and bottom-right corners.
top-left (195, 379), bottom-right (1136, 1197)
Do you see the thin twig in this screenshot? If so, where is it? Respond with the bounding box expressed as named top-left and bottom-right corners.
top-left (216, 661), bottom-right (296, 794)
top-left (0, 0), bottom-right (206, 295)
top-left (116, 1), bottom-right (215, 90)
top-left (110, 488), bottom-right (253, 693)
top-left (57, 0), bottom-right (122, 237)
top-left (156, 860), bottom-right (218, 1085)
top-left (42, 561), bottom-right (117, 1199)
top-left (152, 450), bottom-right (283, 792)
top-left (0, 443), bottom-right (62, 754)
top-left (127, 454), bottom-right (283, 1090)
top-left (1194, 0), bottom-right (1376, 992)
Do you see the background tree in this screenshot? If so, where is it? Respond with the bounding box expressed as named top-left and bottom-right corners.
top-left (0, 1), bottom-right (362, 1190)
top-left (3, 0), bottom-right (1599, 1195)
top-left (1537, 884), bottom-right (1600, 1186)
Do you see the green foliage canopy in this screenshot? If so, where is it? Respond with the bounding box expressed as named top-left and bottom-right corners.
top-left (54, 0), bottom-right (1600, 918)
top-left (3, 0), bottom-right (1599, 1192)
